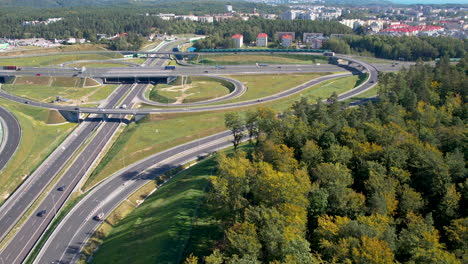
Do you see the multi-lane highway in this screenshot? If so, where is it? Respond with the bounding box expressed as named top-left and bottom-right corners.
top-left (0, 50), bottom-right (380, 264)
top-left (0, 39), bottom-right (177, 264)
top-left (0, 83), bottom-right (133, 263)
top-left (0, 106), bottom-right (21, 172)
top-left (34, 58), bottom-right (378, 263)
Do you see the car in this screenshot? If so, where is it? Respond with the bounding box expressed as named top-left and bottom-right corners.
top-left (57, 185), bottom-right (66, 191)
top-left (93, 213), bottom-right (104, 221)
top-left (204, 70), bottom-right (209, 73)
top-left (277, 66), bottom-right (282, 69)
top-left (120, 104), bottom-right (127, 109)
top-left (37, 210), bottom-right (47, 217)
top-left (36, 73), bottom-right (42, 76)
top-left (316, 63), bottom-right (321, 66)
top-left (24, 101), bottom-right (29, 104)
top-left (74, 107), bottom-right (80, 110)
top-left (297, 68), bottom-right (302, 71)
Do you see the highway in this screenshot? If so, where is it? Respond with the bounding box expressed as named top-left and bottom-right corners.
top-left (33, 54), bottom-right (380, 264)
top-left (36, 130), bottom-right (236, 264)
top-left (0, 106), bottom-right (21, 172)
top-left (34, 58), bottom-right (377, 263)
top-left (0, 83), bottom-right (133, 264)
top-left (0, 39), bottom-right (178, 264)
top-left (0, 51), bottom-right (379, 263)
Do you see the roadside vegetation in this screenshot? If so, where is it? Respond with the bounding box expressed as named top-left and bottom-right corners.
top-left (188, 54), bottom-right (329, 66)
top-left (0, 99), bottom-right (75, 204)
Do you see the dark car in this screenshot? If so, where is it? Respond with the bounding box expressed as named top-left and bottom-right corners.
top-left (93, 213), bottom-right (104, 221)
top-left (57, 185), bottom-right (66, 191)
top-left (37, 209), bottom-right (47, 217)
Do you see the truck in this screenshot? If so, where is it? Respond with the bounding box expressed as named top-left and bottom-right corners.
top-left (164, 65), bottom-right (176, 70)
top-left (256, 63), bottom-right (268, 67)
top-left (2, 66), bottom-right (21, 71)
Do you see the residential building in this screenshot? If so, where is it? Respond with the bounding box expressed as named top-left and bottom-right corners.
top-left (276, 32), bottom-right (295, 40)
top-left (281, 34), bottom-right (293, 47)
top-left (232, 34), bottom-right (244, 48)
top-left (256, 33), bottom-right (268, 47)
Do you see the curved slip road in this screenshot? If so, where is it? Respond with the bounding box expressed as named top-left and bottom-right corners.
top-left (34, 56), bottom-right (380, 264)
top-left (36, 130), bottom-right (236, 264)
top-left (137, 75), bottom-right (247, 106)
top-left (0, 106), bottom-right (21, 173)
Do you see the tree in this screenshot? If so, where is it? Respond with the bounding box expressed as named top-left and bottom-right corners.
top-left (184, 254), bottom-right (199, 264)
top-left (225, 112), bottom-right (245, 149)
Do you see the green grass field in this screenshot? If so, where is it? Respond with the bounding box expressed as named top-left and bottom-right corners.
top-left (0, 98), bottom-right (75, 204)
top-left (149, 77), bottom-right (232, 104)
top-left (0, 53), bottom-right (122, 67)
top-left (67, 62), bottom-right (131, 68)
top-left (3, 82), bottom-right (118, 104)
top-left (90, 157), bottom-right (223, 264)
top-left (189, 54), bottom-right (329, 65)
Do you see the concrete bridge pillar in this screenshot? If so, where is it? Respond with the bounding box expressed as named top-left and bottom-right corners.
top-left (59, 110), bottom-right (80, 123)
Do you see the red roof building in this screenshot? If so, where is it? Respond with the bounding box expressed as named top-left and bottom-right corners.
top-left (256, 33), bottom-right (268, 47)
top-left (232, 34), bottom-right (244, 48)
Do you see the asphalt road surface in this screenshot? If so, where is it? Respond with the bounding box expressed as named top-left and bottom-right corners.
top-left (36, 130), bottom-right (236, 264)
top-left (0, 83), bottom-right (134, 263)
top-left (0, 42), bottom-right (177, 264)
top-left (0, 106), bottom-right (21, 172)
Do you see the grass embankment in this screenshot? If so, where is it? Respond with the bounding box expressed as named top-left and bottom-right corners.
top-left (189, 54), bottom-right (328, 65)
top-left (0, 53), bottom-right (122, 67)
top-left (83, 74), bottom-right (360, 191)
top-left (89, 153), bottom-right (239, 264)
top-left (0, 44), bottom-right (109, 57)
top-left (3, 78), bottom-right (117, 105)
top-left (67, 62), bottom-right (132, 68)
top-left (0, 98), bottom-right (75, 204)
top-left (149, 77), bottom-right (232, 104)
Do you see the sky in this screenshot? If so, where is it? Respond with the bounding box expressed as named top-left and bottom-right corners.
top-left (391, 0), bottom-right (468, 4)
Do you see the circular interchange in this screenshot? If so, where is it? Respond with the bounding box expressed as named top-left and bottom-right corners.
top-left (138, 75), bottom-right (246, 106)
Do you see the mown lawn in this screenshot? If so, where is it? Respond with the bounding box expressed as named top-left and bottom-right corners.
top-left (189, 54), bottom-right (328, 65)
top-left (152, 77), bottom-right (231, 104)
top-left (91, 156), bottom-right (227, 264)
top-left (3, 82), bottom-right (117, 104)
top-left (67, 62), bottom-right (132, 68)
top-left (0, 98), bottom-right (75, 204)
top-left (0, 53), bottom-right (122, 67)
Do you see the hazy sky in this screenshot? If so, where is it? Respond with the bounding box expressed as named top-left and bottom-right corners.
top-left (391, 0), bottom-right (468, 3)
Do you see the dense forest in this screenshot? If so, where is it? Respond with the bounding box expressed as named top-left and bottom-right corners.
top-left (323, 35), bottom-right (468, 61)
top-left (187, 57), bottom-right (467, 263)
